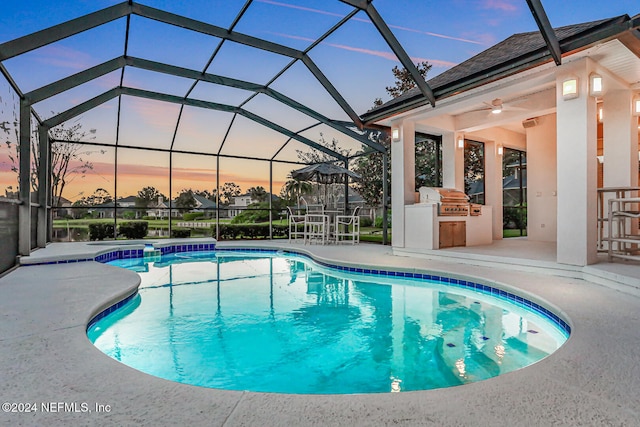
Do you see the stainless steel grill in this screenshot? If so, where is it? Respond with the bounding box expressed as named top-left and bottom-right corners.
top-left (418, 187), bottom-right (476, 216)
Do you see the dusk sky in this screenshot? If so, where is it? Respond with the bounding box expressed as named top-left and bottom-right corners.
top-left (1, 0), bottom-right (638, 201)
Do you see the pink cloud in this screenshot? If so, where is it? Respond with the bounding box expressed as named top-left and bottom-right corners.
top-left (126, 97), bottom-right (181, 133)
top-left (270, 32), bottom-right (457, 68)
top-left (257, 0), bottom-right (343, 18)
top-left (33, 45), bottom-right (94, 70)
top-left (479, 0), bottom-right (518, 12)
top-left (257, 0), bottom-right (485, 46)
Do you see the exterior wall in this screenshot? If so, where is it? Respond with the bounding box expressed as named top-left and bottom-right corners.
top-left (526, 114), bottom-right (557, 242)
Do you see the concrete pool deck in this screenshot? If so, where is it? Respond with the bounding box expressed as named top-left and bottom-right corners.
top-left (1, 240), bottom-right (639, 426)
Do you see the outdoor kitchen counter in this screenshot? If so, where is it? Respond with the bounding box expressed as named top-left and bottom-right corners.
top-left (404, 203), bottom-right (493, 250)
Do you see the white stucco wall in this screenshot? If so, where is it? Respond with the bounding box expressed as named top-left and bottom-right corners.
top-left (525, 114), bottom-right (557, 242)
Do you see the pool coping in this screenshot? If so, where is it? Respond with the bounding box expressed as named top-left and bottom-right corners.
top-left (2, 240), bottom-right (639, 426)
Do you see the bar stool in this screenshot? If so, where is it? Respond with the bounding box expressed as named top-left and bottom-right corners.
top-left (305, 213), bottom-right (329, 245)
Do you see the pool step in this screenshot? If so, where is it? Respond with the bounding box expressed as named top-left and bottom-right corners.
top-left (143, 248), bottom-right (161, 259)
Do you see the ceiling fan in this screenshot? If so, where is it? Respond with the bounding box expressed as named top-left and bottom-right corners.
top-left (467, 98), bottom-right (528, 116)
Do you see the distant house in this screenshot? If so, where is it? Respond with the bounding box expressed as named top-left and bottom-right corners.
top-left (227, 193), bottom-right (280, 219)
top-left (191, 194), bottom-right (224, 218)
top-left (52, 196), bottom-right (73, 218)
top-left (145, 196), bottom-right (180, 219)
top-left (116, 195), bottom-right (142, 218)
top-left (89, 196), bottom-right (145, 219)
top-left (227, 194), bottom-right (253, 218)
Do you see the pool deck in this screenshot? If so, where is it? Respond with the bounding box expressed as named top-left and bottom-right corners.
top-left (1, 239), bottom-right (639, 426)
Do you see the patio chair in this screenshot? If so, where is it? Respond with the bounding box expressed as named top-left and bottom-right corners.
top-left (305, 213), bottom-right (329, 245)
top-left (301, 196), bottom-right (324, 214)
top-left (287, 206), bottom-right (306, 243)
top-left (334, 206), bottom-right (360, 244)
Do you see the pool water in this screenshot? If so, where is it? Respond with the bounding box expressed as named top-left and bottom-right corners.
top-left (88, 250), bottom-right (568, 394)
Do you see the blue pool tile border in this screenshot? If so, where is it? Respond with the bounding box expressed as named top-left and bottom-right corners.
top-left (86, 290), bottom-right (138, 331)
top-left (94, 243), bottom-right (217, 263)
top-left (215, 247), bottom-right (571, 336)
top-left (23, 242), bottom-right (217, 266)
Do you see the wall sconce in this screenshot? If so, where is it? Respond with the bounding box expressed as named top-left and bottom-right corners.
top-left (598, 106), bottom-right (603, 123)
top-left (391, 128), bottom-right (400, 141)
top-left (497, 145), bottom-right (504, 156)
top-left (589, 73), bottom-right (603, 97)
top-left (457, 136), bottom-right (464, 149)
top-left (562, 77), bottom-right (579, 100)
top-left (634, 95), bottom-right (640, 117)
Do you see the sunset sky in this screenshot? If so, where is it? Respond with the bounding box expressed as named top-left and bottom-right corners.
top-left (1, 0), bottom-right (638, 201)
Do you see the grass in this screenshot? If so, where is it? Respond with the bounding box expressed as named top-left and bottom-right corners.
top-left (503, 229), bottom-right (527, 238)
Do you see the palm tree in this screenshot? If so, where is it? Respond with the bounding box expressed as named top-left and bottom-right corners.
top-left (283, 178), bottom-right (313, 206)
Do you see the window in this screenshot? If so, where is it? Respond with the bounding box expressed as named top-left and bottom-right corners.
top-left (464, 140), bottom-right (485, 204)
top-left (415, 132), bottom-right (442, 189)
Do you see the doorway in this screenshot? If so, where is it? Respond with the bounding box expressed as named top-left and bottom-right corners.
top-left (502, 148), bottom-right (527, 237)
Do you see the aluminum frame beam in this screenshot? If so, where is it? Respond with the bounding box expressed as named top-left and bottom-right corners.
top-left (0, 1), bottom-right (384, 151)
top-left (18, 100), bottom-right (31, 256)
top-left (43, 88), bottom-right (121, 128)
top-left (339, 0), bottom-right (436, 107)
top-left (123, 87), bottom-right (347, 161)
top-left (0, 2), bottom-right (131, 61)
top-left (131, 3), bottom-right (301, 59)
top-left (25, 57), bottom-right (126, 104)
top-left (129, 57), bottom-right (383, 152)
top-left (526, 0), bottom-right (562, 65)
top-left (37, 125), bottom-right (50, 248)
top-left (25, 55), bottom-right (384, 153)
top-left (43, 86), bottom-right (347, 161)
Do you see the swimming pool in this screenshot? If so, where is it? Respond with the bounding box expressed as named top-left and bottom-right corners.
top-left (88, 249), bottom-right (569, 394)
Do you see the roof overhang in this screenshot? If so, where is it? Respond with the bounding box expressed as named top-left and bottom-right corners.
top-left (362, 13), bottom-right (640, 127)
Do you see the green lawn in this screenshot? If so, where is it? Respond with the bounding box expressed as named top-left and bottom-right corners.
top-left (503, 229), bottom-right (527, 238)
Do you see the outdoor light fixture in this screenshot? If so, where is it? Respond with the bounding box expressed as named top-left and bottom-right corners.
top-left (457, 136), bottom-right (464, 149)
top-left (562, 77), bottom-right (579, 100)
top-left (589, 73), bottom-right (603, 97)
top-left (391, 128), bottom-right (400, 141)
top-left (491, 104), bottom-right (502, 114)
top-left (497, 145), bottom-right (504, 156)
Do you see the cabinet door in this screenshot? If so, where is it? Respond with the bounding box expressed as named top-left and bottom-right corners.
top-left (453, 221), bottom-right (466, 247)
top-left (439, 221), bottom-right (466, 248)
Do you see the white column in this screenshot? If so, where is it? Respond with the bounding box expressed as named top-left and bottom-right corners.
top-left (442, 131), bottom-right (464, 190)
top-left (603, 89), bottom-right (639, 188)
top-left (484, 140), bottom-right (502, 240)
top-left (556, 58), bottom-right (598, 266)
top-left (391, 120), bottom-right (415, 248)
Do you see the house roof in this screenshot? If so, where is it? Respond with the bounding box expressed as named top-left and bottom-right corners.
top-left (193, 194), bottom-right (217, 209)
top-left (361, 14), bottom-right (636, 124)
top-left (116, 195), bottom-right (138, 203)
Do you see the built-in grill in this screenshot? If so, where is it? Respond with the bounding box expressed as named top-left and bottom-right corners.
top-left (418, 187), bottom-right (476, 216)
